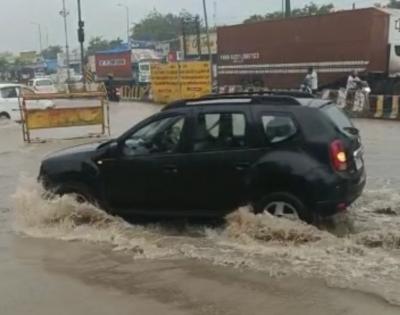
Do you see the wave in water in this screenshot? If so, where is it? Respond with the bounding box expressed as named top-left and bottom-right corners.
top-left (11, 177), bottom-right (400, 305)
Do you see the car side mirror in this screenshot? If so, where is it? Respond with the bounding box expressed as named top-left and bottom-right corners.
top-left (106, 141), bottom-right (120, 156)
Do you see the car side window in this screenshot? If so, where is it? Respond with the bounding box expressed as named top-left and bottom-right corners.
top-left (262, 115), bottom-right (297, 144)
top-left (193, 112), bottom-right (247, 152)
top-left (1, 87), bottom-right (17, 99)
top-left (123, 116), bottom-right (185, 156)
top-left (21, 87), bottom-right (35, 96)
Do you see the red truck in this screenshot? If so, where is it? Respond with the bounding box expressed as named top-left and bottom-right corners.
top-left (95, 49), bottom-right (132, 82)
top-left (217, 8), bottom-right (400, 94)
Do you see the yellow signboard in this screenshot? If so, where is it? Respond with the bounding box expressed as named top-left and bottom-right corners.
top-left (26, 107), bottom-right (104, 130)
top-left (151, 61), bottom-right (212, 103)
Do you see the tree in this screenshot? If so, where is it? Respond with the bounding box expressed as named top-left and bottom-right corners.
top-left (86, 37), bottom-right (124, 56)
top-left (131, 10), bottom-right (199, 41)
top-left (244, 14), bottom-right (272, 24)
top-left (243, 2), bottom-right (335, 23)
top-left (0, 57), bottom-right (9, 72)
top-left (12, 57), bottom-right (28, 70)
top-left (41, 45), bottom-right (63, 59)
top-left (108, 38), bottom-right (124, 48)
top-left (388, 0), bottom-right (400, 8)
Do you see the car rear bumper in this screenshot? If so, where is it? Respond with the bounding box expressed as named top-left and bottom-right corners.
top-left (315, 169), bottom-right (366, 217)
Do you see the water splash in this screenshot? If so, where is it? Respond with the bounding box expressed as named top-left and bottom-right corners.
top-left (11, 177), bottom-right (400, 305)
top-left (12, 177), bottom-right (174, 258)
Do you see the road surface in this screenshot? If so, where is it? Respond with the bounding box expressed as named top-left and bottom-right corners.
top-left (1, 101), bottom-right (400, 314)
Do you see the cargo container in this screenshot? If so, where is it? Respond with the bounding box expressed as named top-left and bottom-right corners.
top-left (94, 48), bottom-right (161, 84)
top-left (217, 8), bottom-right (400, 94)
top-left (95, 49), bottom-right (132, 81)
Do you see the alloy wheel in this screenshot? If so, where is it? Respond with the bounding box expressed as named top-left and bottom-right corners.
top-left (263, 201), bottom-right (300, 221)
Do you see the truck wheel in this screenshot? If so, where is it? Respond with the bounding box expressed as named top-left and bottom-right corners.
top-left (0, 112), bottom-right (10, 120)
top-left (253, 192), bottom-right (312, 223)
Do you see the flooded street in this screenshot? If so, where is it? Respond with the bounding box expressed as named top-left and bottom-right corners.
top-left (2, 102), bottom-right (400, 314)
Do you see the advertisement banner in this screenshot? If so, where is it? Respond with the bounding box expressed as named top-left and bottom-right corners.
top-left (180, 33), bottom-right (217, 56)
top-left (26, 107), bottom-right (104, 130)
top-left (151, 61), bottom-right (211, 103)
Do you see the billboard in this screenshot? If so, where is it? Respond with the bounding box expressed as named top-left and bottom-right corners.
top-left (19, 51), bottom-right (37, 64)
top-left (180, 33), bottom-right (217, 56)
top-left (151, 61), bottom-right (212, 103)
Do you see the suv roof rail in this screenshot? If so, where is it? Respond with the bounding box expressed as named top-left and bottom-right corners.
top-left (208, 90), bottom-right (315, 98)
top-left (163, 94), bottom-right (303, 111)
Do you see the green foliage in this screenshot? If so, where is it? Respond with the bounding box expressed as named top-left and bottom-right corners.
top-left (388, 0), bottom-right (400, 9)
top-left (86, 37), bottom-right (124, 55)
top-left (41, 45), bottom-right (63, 59)
top-left (13, 57), bottom-right (28, 68)
top-left (0, 57), bottom-right (9, 72)
top-left (131, 10), bottom-right (199, 41)
top-left (243, 2), bottom-right (335, 24)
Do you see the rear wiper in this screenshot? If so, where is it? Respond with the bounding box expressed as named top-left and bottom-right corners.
top-left (343, 127), bottom-right (359, 135)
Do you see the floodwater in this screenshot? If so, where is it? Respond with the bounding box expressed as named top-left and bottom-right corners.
top-left (1, 103), bottom-right (400, 314)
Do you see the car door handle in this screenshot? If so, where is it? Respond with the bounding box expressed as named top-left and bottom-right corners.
top-left (235, 163), bottom-right (250, 171)
top-left (163, 165), bottom-right (178, 174)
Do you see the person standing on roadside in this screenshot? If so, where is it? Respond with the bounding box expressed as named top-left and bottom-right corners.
top-left (346, 70), bottom-right (361, 91)
top-left (303, 67), bottom-right (318, 94)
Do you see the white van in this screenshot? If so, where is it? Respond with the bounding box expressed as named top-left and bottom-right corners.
top-left (0, 84), bottom-right (54, 121)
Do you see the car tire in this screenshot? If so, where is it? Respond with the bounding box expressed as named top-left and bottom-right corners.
top-left (0, 112), bottom-right (10, 120)
top-left (253, 192), bottom-right (313, 223)
top-left (56, 183), bottom-right (98, 206)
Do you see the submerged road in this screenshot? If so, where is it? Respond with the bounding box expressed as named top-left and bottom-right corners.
top-left (1, 102), bottom-right (400, 314)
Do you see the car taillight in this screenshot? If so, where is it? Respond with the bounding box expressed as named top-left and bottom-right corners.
top-left (330, 139), bottom-right (347, 171)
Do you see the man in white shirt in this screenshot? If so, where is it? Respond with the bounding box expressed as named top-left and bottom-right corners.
top-left (304, 67), bottom-right (318, 94)
top-left (346, 70), bottom-right (361, 91)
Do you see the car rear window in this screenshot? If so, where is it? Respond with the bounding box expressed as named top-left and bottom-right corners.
top-left (321, 105), bottom-right (353, 130)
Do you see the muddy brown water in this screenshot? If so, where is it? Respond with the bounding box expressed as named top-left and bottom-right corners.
top-left (1, 103), bottom-right (400, 314)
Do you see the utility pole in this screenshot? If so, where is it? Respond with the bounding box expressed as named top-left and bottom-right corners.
top-left (202, 0), bottom-right (213, 74)
top-left (195, 16), bottom-right (202, 58)
top-left (181, 19), bottom-right (187, 60)
top-left (60, 0), bottom-right (71, 82)
top-left (118, 4), bottom-right (130, 46)
top-left (282, 0), bottom-right (285, 17)
top-left (213, 0), bottom-right (217, 28)
top-left (77, 0), bottom-right (85, 83)
top-left (285, 0), bottom-right (291, 18)
top-left (31, 22), bottom-right (43, 54)
top-left (45, 26), bottom-right (49, 48)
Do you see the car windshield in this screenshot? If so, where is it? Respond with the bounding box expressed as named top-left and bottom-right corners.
top-left (139, 64), bottom-right (150, 71)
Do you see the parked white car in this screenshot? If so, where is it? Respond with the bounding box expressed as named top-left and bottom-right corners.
top-left (0, 84), bottom-right (54, 121)
top-left (27, 78), bottom-right (58, 94)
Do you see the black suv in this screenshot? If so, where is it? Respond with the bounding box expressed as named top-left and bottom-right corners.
top-left (39, 94), bottom-right (366, 223)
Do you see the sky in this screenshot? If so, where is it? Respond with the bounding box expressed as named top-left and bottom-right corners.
top-left (0, 0), bottom-right (384, 53)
